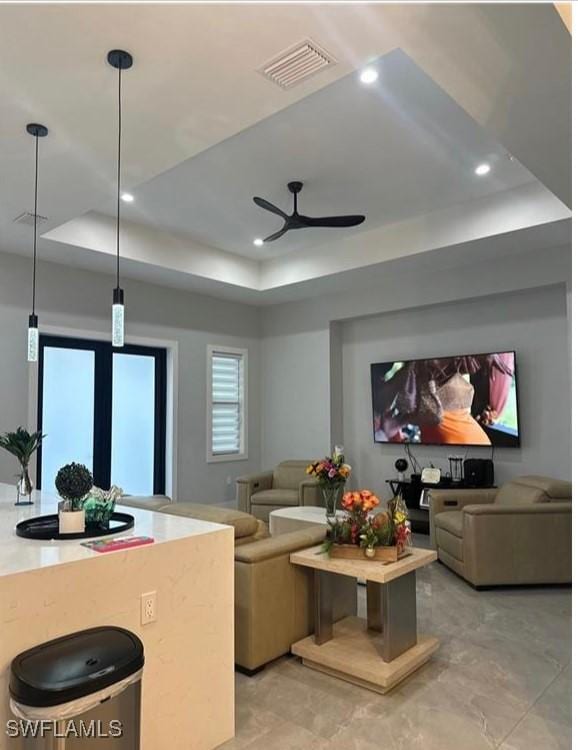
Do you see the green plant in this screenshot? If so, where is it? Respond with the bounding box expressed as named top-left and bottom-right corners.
top-left (55, 463), bottom-right (93, 510)
top-left (0, 427), bottom-right (44, 467)
top-left (0, 427), bottom-right (44, 495)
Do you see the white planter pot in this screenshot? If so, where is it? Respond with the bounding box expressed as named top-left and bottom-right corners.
top-left (59, 509), bottom-right (86, 535)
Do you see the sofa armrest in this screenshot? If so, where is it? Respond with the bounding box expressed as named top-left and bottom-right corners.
top-left (429, 488), bottom-right (497, 546)
top-left (235, 526), bottom-right (326, 564)
top-left (236, 471), bottom-right (273, 513)
top-left (429, 488), bottom-right (497, 515)
top-left (299, 478), bottom-right (322, 507)
top-left (462, 502), bottom-right (571, 586)
top-left (234, 524), bottom-right (356, 671)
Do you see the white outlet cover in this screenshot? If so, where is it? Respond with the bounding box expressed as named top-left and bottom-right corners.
top-left (141, 591), bottom-right (157, 624)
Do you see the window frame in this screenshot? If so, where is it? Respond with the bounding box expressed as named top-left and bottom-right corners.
top-left (36, 334), bottom-right (166, 494)
top-left (206, 344), bottom-right (248, 463)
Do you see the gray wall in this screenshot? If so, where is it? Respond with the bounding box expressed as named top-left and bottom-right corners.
top-left (0, 252), bottom-right (261, 503)
top-left (341, 285), bottom-right (571, 489)
top-left (261, 245), bottom-right (571, 486)
top-left (0, 242), bottom-right (571, 503)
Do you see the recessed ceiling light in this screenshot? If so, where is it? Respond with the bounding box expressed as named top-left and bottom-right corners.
top-left (359, 68), bottom-right (378, 85)
top-left (474, 163), bottom-right (491, 176)
top-left (253, 238), bottom-right (264, 247)
top-left (121, 192), bottom-right (134, 203)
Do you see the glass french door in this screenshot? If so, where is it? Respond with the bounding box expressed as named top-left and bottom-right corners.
top-left (37, 336), bottom-right (166, 496)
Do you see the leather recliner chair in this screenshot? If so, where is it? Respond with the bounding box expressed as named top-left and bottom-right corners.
top-left (236, 460), bottom-right (322, 522)
top-left (429, 475), bottom-right (571, 587)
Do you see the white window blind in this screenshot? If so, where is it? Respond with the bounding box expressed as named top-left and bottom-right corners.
top-left (210, 351), bottom-right (245, 457)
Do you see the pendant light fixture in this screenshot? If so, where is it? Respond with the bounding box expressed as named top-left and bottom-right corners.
top-left (26, 123), bottom-right (48, 363)
top-left (107, 49), bottom-right (133, 348)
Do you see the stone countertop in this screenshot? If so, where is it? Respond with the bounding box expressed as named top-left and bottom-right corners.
top-left (0, 482), bottom-right (229, 578)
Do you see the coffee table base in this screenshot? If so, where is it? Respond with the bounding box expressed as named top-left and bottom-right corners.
top-left (292, 616), bottom-right (439, 694)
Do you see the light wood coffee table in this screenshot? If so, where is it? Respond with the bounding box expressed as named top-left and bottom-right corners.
top-left (290, 546), bottom-right (439, 694)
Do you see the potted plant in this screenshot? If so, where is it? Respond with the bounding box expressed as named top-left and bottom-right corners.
top-left (0, 427), bottom-right (44, 505)
top-left (322, 491), bottom-right (411, 562)
top-left (306, 449), bottom-right (352, 521)
top-left (55, 462), bottom-right (93, 534)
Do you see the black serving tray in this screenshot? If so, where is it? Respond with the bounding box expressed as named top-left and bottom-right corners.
top-left (16, 512), bottom-right (135, 541)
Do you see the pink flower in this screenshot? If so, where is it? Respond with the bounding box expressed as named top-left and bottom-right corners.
top-left (328, 468), bottom-right (337, 478)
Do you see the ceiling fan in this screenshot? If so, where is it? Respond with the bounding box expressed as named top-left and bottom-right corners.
top-left (253, 181), bottom-right (365, 243)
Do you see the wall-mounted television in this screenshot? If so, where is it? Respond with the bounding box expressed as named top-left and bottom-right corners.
top-left (370, 351), bottom-right (520, 447)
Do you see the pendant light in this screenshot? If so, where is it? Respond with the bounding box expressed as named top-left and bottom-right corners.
top-left (107, 49), bottom-right (133, 348)
top-left (26, 123), bottom-right (48, 363)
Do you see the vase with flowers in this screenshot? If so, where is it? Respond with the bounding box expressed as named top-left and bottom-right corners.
top-left (322, 490), bottom-right (411, 561)
top-left (306, 450), bottom-right (352, 522)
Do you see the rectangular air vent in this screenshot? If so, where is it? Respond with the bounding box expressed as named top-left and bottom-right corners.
top-left (13, 212), bottom-right (48, 227)
top-left (259, 39), bottom-right (336, 89)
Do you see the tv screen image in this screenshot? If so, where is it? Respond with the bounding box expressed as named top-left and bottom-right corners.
top-left (371, 351), bottom-right (520, 447)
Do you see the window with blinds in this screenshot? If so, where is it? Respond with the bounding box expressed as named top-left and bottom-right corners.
top-left (208, 347), bottom-right (247, 460)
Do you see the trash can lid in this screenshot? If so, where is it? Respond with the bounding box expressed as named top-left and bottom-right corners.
top-left (10, 626), bottom-right (144, 708)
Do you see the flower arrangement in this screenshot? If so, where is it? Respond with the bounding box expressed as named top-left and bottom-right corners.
top-left (307, 450), bottom-right (352, 520)
top-left (306, 453), bottom-right (351, 487)
top-left (322, 491), bottom-right (411, 560)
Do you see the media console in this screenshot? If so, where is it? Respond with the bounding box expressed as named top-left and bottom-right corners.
top-left (385, 475), bottom-right (495, 534)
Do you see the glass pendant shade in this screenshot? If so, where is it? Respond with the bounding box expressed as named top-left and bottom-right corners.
top-left (27, 314), bottom-right (39, 362)
top-left (112, 287), bottom-right (125, 348)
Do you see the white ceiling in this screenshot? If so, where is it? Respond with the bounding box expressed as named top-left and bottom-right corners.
top-left (106, 49), bottom-right (536, 261)
top-left (0, 3), bottom-right (571, 305)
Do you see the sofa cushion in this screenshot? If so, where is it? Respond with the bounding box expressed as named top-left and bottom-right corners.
top-left (156, 502), bottom-right (259, 539)
top-left (495, 482), bottom-right (548, 506)
top-left (435, 510), bottom-right (464, 538)
top-left (251, 489), bottom-right (299, 507)
top-left (272, 461), bottom-right (309, 490)
top-left (232, 520), bottom-right (269, 546)
top-left (120, 495), bottom-right (171, 511)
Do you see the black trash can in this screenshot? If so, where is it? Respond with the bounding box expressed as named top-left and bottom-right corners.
top-left (9, 627), bottom-right (144, 749)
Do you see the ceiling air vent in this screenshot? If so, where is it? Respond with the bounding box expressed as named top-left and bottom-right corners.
top-left (259, 39), bottom-right (336, 89)
top-left (13, 212), bottom-right (48, 227)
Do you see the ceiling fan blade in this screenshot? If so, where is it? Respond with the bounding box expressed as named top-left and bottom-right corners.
top-left (253, 196), bottom-right (288, 219)
top-left (263, 226), bottom-right (289, 243)
top-left (300, 214), bottom-right (366, 228)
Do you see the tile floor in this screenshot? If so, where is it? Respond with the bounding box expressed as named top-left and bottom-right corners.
top-left (221, 540), bottom-right (571, 750)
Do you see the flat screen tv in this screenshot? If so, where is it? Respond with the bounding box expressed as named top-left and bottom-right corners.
top-left (371, 351), bottom-right (520, 447)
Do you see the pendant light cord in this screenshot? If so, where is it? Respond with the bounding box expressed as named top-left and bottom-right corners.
top-left (116, 63), bottom-right (122, 290)
top-left (32, 133), bottom-right (39, 316)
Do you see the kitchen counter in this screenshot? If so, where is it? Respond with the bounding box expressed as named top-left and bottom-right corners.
top-left (0, 482), bottom-right (234, 749)
top-left (0, 483), bottom-right (226, 577)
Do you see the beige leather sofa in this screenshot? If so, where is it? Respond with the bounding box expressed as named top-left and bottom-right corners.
top-left (120, 497), bottom-right (269, 546)
top-left (121, 496), bottom-right (355, 672)
top-left (429, 475), bottom-right (571, 588)
top-left (236, 460), bottom-right (322, 522)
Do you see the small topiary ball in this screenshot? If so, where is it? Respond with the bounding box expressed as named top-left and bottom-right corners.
top-left (55, 462), bottom-right (93, 502)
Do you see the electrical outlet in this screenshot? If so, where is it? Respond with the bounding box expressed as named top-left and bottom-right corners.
top-left (141, 591), bottom-right (157, 625)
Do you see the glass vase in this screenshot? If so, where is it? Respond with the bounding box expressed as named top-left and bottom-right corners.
top-left (83, 494), bottom-right (117, 530)
top-left (322, 485), bottom-right (342, 523)
top-left (16, 465), bottom-right (34, 506)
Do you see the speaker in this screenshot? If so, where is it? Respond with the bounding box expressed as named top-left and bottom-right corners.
top-left (463, 458), bottom-right (494, 488)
